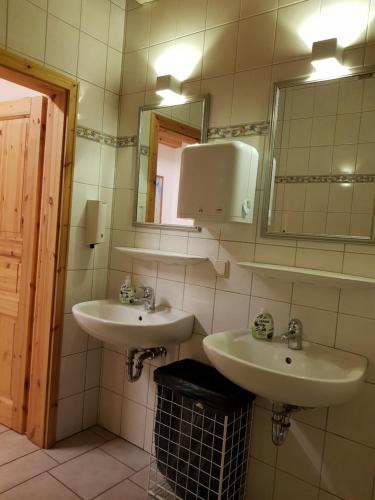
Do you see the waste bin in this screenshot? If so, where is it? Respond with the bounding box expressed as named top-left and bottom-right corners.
top-left (148, 359), bottom-right (255, 500)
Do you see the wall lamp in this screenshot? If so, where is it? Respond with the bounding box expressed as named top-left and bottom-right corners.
top-left (311, 38), bottom-right (346, 78)
top-left (156, 74), bottom-right (182, 101)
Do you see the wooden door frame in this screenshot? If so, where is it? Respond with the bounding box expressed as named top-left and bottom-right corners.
top-left (145, 113), bottom-right (201, 223)
top-left (0, 49), bottom-right (78, 448)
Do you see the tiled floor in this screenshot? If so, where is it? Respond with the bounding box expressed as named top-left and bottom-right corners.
top-left (0, 424), bottom-right (152, 499)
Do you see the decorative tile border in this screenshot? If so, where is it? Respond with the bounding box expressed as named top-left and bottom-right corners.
top-left (76, 126), bottom-right (118, 147)
top-left (208, 121), bottom-right (270, 139)
top-left (117, 135), bottom-right (138, 147)
top-left (76, 121), bottom-right (270, 149)
top-left (275, 174), bottom-right (375, 184)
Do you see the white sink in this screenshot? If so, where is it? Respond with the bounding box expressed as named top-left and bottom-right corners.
top-left (203, 331), bottom-right (367, 407)
top-left (72, 299), bottom-right (194, 348)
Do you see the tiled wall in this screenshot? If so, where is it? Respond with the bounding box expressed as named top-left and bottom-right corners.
top-left (271, 78), bottom-right (375, 237)
top-left (98, 1), bottom-right (375, 500)
top-left (0, 0), bottom-right (126, 440)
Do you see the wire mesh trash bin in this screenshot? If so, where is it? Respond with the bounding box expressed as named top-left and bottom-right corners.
top-left (148, 359), bottom-right (255, 500)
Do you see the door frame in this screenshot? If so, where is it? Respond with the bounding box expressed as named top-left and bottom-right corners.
top-left (0, 48), bottom-right (78, 448)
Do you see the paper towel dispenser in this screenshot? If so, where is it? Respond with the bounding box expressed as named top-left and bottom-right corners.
top-left (177, 141), bottom-right (258, 223)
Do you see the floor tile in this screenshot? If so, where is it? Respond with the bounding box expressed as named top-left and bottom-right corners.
top-left (95, 479), bottom-right (151, 499)
top-left (45, 430), bottom-right (105, 463)
top-left (0, 431), bottom-right (39, 466)
top-left (129, 467), bottom-right (149, 490)
top-left (0, 451), bottom-right (57, 494)
top-left (0, 472), bottom-right (79, 499)
top-left (89, 426), bottom-right (116, 441)
top-left (100, 438), bottom-right (150, 471)
top-left (50, 448), bottom-right (133, 499)
top-left (0, 425), bottom-right (8, 434)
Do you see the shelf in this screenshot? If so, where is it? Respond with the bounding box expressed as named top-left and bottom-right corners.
top-left (237, 262), bottom-right (375, 289)
top-left (114, 247), bottom-right (208, 265)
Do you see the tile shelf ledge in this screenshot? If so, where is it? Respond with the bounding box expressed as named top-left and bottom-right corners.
top-left (237, 262), bottom-right (375, 289)
top-left (114, 247), bottom-right (208, 265)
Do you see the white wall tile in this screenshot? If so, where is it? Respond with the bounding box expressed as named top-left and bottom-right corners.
top-left (213, 290), bottom-right (250, 332)
top-left (321, 433), bottom-right (375, 500)
top-left (85, 349), bottom-right (102, 389)
top-left (61, 314), bottom-right (88, 357)
top-left (236, 12), bottom-right (276, 71)
top-left (277, 420), bottom-right (325, 486)
top-left (273, 470), bottom-right (319, 500)
top-left (109, 3), bottom-right (125, 51)
top-left (183, 284), bottom-right (215, 334)
top-left (120, 398), bottom-right (146, 448)
top-left (206, 0), bottom-right (240, 28)
top-left (203, 23), bottom-right (238, 79)
top-left (81, 0), bottom-right (110, 43)
top-left (78, 34), bottom-right (107, 87)
top-left (83, 388), bottom-right (99, 429)
top-left (246, 458), bottom-right (274, 500)
top-left (59, 353), bottom-right (86, 399)
top-left (56, 393), bottom-right (84, 441)
top-left (98, 389), bottom-right (122, 435)
top-left (48, 0), bottom-right (81, 27)
top-left (45, 15), bottom-right (79, 75)
top-left (101, 349), bottom-right (125, 395)
top-left (7, 0), bottom-right (47, 61)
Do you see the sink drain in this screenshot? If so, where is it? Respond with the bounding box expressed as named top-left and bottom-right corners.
top-left (285, 357), bottom-right (292, 365)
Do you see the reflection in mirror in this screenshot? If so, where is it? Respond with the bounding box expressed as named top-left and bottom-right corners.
top-left (135, 96), bottom-right (209, 229)
top-left (263, 70), bottom-right (375, 243)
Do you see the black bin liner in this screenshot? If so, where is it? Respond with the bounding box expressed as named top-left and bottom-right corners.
top-left (154, 359), bottom-right (255, 500)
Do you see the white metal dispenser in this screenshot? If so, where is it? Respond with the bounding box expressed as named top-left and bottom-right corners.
top-left (177, 141), bottom-right (258, 223)
top-left (86, 200), bottom-right (107, 248)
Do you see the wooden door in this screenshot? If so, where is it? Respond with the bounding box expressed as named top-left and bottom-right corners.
top-left (0, 96), bottom-right (46, 433)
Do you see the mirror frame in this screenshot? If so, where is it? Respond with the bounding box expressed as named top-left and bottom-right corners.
top-left (261, 66), bottom-right (375, 244)
top-left (133, 94), bottom-right (211, 232)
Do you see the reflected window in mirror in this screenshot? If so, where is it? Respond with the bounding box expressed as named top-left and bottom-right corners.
top-left (135, 96), bottom-right (210, 230)
top-left (263, 69), bottom-right (375, 243)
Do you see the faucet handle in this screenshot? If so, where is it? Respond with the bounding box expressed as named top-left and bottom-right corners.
top-left (288, 318), bottom-right (302, 334)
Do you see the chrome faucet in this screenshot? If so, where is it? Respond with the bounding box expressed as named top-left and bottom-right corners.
top-left (137, 286), bottom-right (155, 312)
top-left (281, 319), bottom-right (303, 350)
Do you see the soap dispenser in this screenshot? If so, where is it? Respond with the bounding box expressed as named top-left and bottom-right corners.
top-left (119, 276), bottom-right (136, 305)
top-left (251, 311), bottom-right (274, 341)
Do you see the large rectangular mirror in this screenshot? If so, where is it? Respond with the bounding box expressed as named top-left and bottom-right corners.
top-left (263, 68), bottom-right (375, 243)
top-left (134, 95), bottom-right (210, 231)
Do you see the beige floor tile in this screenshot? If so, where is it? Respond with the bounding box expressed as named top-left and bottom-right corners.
top-left (0, 472), bottom-right (79, 499)
top-left (50, 448), bottom-right (133, 499)
top-left (100, 438), bottom-right (150, 471)
top-left (95, 479), bottom-right (151, 499)
top-left (0, 425), bottom-right (8, 434)
top-left (0, 431), bottom-right (39, 466)
top-left (129, 467), bottom-right (149, 490)
top-left (45, 430), bottom-right (105, 463)
top-left (0, 451), bottom-right (57, 494)
top-left (89, 426), bottom-right (116, 441)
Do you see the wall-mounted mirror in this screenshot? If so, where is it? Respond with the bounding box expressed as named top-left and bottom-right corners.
top-left (262, 68), bottom-right (375, 243)
top-left (134, 95), bottom-right (210, 231)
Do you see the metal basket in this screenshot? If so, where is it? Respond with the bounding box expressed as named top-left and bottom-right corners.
top-left (148, 383), bottom-right (253, 500)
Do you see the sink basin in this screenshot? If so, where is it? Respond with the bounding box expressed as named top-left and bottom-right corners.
top-left (203, 331), bottom-right (367, 407)
top-left (72, 299), bottom-right (194, 348)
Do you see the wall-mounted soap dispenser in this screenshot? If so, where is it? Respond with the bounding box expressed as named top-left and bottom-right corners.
top-left (177, 141), bottom-right (258, 223)
top-left (86, 200), bottom-right (107, 248)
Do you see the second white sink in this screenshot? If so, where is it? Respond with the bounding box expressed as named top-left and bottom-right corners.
top-left (73, 299), bottom-right (194, 348)
top-left (203, 330), bottom-right (367, 407)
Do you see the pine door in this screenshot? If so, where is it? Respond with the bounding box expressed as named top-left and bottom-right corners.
top-left (0, 96), bottom-right (47, 432)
